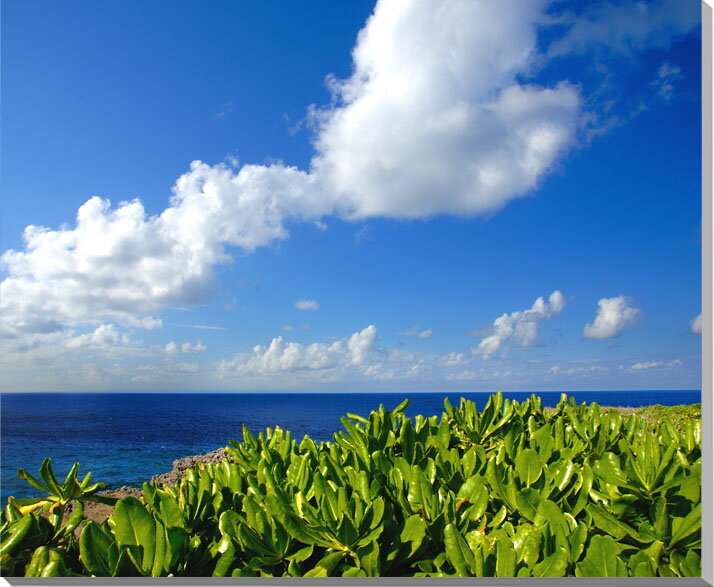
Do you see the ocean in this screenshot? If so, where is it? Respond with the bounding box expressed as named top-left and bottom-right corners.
top-left (0, 390), bottom-right (700, 501)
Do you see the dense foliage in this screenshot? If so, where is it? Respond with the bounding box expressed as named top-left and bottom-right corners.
top-left (0, 393), bottom-right (701, 577)
top-left (633, 403), bottom-right (702, 433)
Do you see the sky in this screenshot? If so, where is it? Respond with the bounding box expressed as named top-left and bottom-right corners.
top-left (0, 0), bottom-right (703, 393)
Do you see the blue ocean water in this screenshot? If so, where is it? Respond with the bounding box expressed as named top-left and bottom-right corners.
top-left (0, 390), bottom-right (700, 501)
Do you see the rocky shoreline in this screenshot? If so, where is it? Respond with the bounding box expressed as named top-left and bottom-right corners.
top-left (149, 447), bottom-right (231, 487)
top-left (68, 446), bottom-right (232, 526)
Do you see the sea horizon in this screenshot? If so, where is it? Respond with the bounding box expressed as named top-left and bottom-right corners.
top-left (0, 387), bottom-right (701, 394)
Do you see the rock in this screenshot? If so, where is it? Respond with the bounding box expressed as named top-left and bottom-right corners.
top-left (149, 447), bottom-right (231, 487)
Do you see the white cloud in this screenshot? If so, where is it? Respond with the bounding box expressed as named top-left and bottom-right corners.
top-left (312, 0), bottom-right (580, 220)
top-left (399, 328), bottom-right (434, 339)
top-left (176, 362), bottom-right (199, 373)
top-left (583, 296), bottom-right (641, 339)
top-left (474, 290), bottom-right (567, 358)
top-left (547, 0), bottom-right (700, 58)
top-left (64, 324), bottom-right (123, 350)
top-left (295, 299), bottom-right (320, 311)
top-left (0, 162), bottom-right (331, 340)
top-left (218, 325), bottom-right (379, 376)
top-left (283, 324), bottom-right (310, 332)
top-left (165, 340), bottom-right (206, 355)
top-left (216, 101), bottom-right (233, 119)
top-left (181, 341), bottom-right (206, 353)
top-left (627, 359), bottom-right (682, 372)
top-left (651, 61), bottom-right (682, 101)
top-left (549, 364), bottom-right (608, 377)
top-left (690, 313), bottom-right (702, 335)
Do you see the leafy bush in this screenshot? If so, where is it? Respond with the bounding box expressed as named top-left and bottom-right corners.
top-left (0, 393), bottom-right (701, 577)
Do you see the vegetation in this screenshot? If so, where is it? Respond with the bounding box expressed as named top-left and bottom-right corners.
top-left (630, 403), bottom-right (701, 433)
top-left (0, 393), bottom-right (701, 577)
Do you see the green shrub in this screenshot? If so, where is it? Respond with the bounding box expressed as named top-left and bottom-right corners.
top-left (0, 393), bottom-right (701, 577)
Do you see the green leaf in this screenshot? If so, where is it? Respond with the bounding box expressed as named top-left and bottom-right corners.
top-left (400, 419), bottom-right (415, 463)
top-left (575, 535), bottom-right (627, 577)
top-left (16, 468), bottom-right (52, 496)
top-left (444, 524), bottom-right (473, 577)
top-left (515, 488), bottom-right (542, 523)
top-left (592, 451), bottom-right (630, 487)
top-left (39, 458), bottom-right (64, 497)
top-left (356, 540), bottom-right (380, 577)
top-left (393, 399), bottom-right (410, 413)
top-left (0, 515), bottom-right (33, 557)
top-left (485, 458), bottom-right (516, 511)
top-left (567, 522), bottom-right (588, 564)
top-left (669, 503), bottom-right (701, 548)
top-left (586, 503), bottom-right (642, 541)
top-left (79, 521), bottom-right (113, 576)
top-left (532, 546), bottom-right (569, 577)
top-left (112, 497), bottom-right (156, 575)
top-left (307, 550), bottom-right (345, 576)
top-left (512, 524), bottom-right (541, 568)
top-left (347, 412), bottom-right (369, 425)
top-left (672, 548), bottom-right (700, 577)
top-left (515, 449), bottom-right (543, 487)
top-left (57, 500), bottom-right (84, 538)
top-left (628, 551), bottom-right (656, 577)
top-left (400, 515), bottom-right (426, 557)
top-left (158, 493), bottom-right (184, 529)
top-left (211, 540), bottom-right (235, 577)
top-left (495, 538), bottom-right (516, 577)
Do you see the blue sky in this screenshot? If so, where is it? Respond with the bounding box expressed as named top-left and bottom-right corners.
top-left (0, 0), bottom-right (702, 392)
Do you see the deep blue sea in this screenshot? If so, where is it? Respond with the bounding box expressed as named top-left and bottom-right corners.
top-left (0, 390), bottom-right (700, 501)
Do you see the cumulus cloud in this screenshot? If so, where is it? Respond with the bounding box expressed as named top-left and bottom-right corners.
top-left (295, 299), bottom-right (320, 311)
top-left (690, 313), bottom-right (702, 334)
top-left (312, 0), bottom-right (580, 219)
top-left (547, 0), bottom-right (700, 58)
top-left (64, 324), bottom-right (124, 350)
top-left (218, 325), bottom-right (380, 376)
top-left (474, 290), bottom-right (567, 358)
top-left (583, 296), bottom-right (641, 339)
top-left (165, 340), bottom-right (206, 355)
top-left (0, 162), bottom-right (328, 340)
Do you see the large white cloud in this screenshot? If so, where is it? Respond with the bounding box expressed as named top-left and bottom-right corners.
top-left (312, 0), bottom-right (580, 219)
top-left (474, 290), bottom-right (567, 358)
top-left (583, 295), bottom-right (641, 339)
top-left (0, 162), bottom-right (329, 338)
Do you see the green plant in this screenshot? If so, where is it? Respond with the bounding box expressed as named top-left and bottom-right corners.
top-left (0, 393), bottom-right (701, 577)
